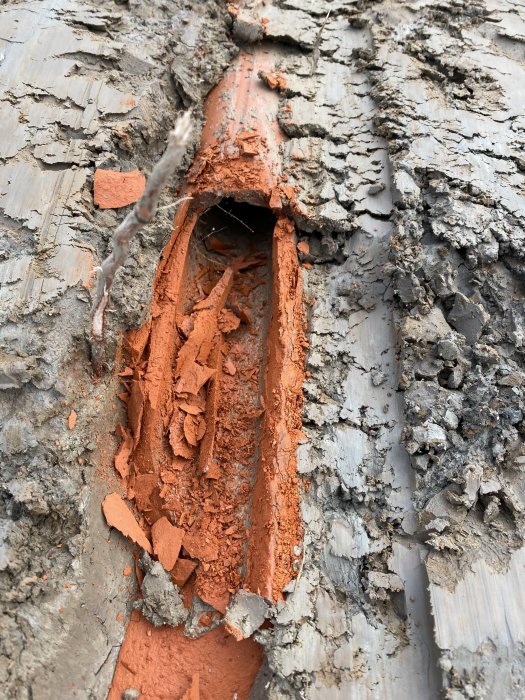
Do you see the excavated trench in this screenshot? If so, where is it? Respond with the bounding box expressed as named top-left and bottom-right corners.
top-left (104, 45), bottom-right (307, 698)
top-left (108, 199), bottom-right (305, 697)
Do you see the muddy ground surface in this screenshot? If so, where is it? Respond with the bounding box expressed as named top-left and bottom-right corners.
top-left (0, 1), bottom-right (234, 697)
top-left (1, 0), bottom-right (525, 699)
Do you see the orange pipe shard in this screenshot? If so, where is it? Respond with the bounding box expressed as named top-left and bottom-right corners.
top-left (102, 492), bottom-right (152, 554)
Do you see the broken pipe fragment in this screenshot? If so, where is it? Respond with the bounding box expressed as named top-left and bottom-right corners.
top-left (93, 169), bottom-right (146, 209)
top-left (102, 492), bottom-right (152, 553)
top-left (151, 516), bottom-right (184, 571)
top-left (172, 558), bottom-right (197, 588)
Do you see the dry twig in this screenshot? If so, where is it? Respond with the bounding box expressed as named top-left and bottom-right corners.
top-left (91, 111), bottom-right (193, 340)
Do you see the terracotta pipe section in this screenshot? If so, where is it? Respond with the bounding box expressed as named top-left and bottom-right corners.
top-left (187, 48), bottom-right (298, 212)
top-left (126, 45), bottom-right (287, 477)
top-left (189, 48), bottom-right (305, 600)
top-left (130, 46), bottom-right (296, 475)
top-left (108, 46), bottom-right (305, 698)
top-left (247, 217), bottom-right (305, 599)
top-left (193, 50), bottom-right (282, 199)
top-left (125, 48), bottom-right (304, 601)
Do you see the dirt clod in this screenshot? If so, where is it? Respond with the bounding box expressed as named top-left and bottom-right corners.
top-left (132, 554), bottom-right (187, 628)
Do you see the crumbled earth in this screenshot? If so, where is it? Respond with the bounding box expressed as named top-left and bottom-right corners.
top-left (2, 0), bottom-right (525, 699)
